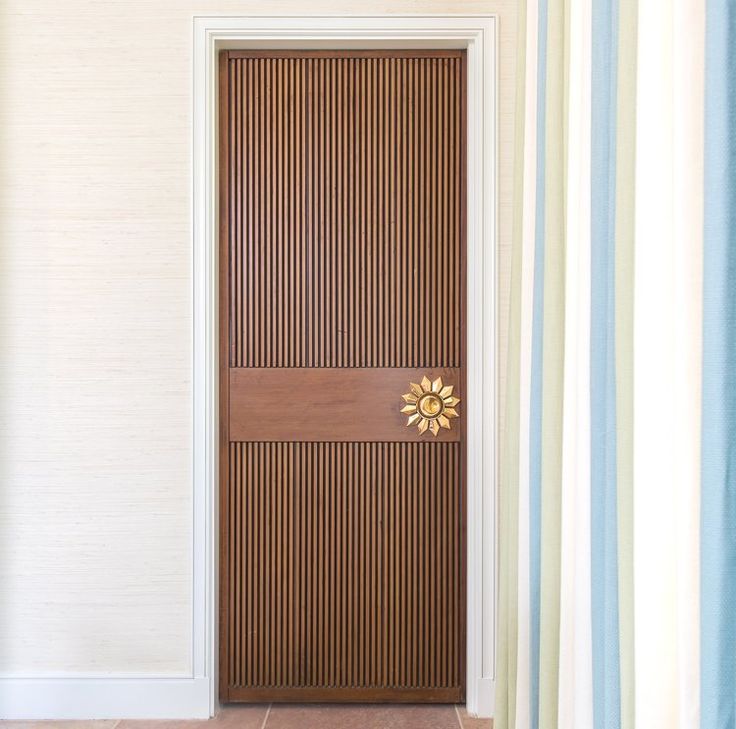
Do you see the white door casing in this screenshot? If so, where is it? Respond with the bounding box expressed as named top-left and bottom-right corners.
top-left (193, 14), bottom-right (499, 719)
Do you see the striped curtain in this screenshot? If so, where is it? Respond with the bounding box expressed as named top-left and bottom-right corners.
top-left (497, 1), bottom-right (736, 728)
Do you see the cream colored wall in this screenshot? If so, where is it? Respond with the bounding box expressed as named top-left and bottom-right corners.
top-left (0, 0), bottom-right (515, 675)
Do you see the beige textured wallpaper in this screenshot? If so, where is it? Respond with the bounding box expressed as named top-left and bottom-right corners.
top-left (0, 0), bottom-right (515, 675)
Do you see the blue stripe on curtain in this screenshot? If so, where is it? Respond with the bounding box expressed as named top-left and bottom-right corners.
top-left (529, 0), bottom-right (549, 726)
top-left (702, 2), bottom-right (736, 727)
top-left (591, 1), bottom-right (621, 728)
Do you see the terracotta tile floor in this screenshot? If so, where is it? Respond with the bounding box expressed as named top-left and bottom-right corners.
top-left (0, 705), bottom-right (492, 729)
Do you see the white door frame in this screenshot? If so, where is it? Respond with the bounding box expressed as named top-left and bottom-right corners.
top-left (192, 14), bottom-right (498, 718)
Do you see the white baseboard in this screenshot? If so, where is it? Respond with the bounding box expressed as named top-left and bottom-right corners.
top-left (0, 677), bottom-right (212, 720)
top-left (474, 677), bottom-right (495, 719)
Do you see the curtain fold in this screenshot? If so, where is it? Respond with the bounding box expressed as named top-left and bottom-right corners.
top-left (497, 1), bottom-right (733, 727)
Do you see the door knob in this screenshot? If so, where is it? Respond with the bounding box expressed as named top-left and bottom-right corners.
top-left (400, 376), bottom-right (460, 436)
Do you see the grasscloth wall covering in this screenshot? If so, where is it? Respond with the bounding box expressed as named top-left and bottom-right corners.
top-left (0, 2), bottom-right (515, 675)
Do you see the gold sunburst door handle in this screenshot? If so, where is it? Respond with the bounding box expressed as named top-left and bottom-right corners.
top-left (400, 376), bottom-right (461, 436)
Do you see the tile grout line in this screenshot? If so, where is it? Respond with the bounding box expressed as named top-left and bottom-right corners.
top-left (454, 704), bottom-right (465, 729)
top-left (259, 702), bottom-right (272, 729)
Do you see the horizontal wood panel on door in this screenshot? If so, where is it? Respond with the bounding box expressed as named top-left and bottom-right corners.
top-left (229, 367), bottom-right (462, 442)
top-left (219, 49), bottom-right (467, 703)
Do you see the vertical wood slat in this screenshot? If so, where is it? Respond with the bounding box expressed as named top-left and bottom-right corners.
top-left (226, 53), bottom-right (463, 368)
top-left (220, 50), bottom-right (467, 704)
top-left (228, 442), bottom-right (462, 693)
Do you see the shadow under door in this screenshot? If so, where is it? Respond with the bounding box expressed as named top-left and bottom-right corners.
top-left (219, 49), bottom-right (466, 703)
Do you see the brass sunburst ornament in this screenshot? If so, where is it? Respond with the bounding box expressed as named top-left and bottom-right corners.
top-left (400, 376), bottom-right (460, 436)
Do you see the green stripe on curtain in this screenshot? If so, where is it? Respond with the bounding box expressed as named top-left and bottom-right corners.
top-left (613, 1), bottom-right (636, 727)
top-left (495, 0), bottom-right (529, 722)
top-left (539, 0), bottom-right (566, 726)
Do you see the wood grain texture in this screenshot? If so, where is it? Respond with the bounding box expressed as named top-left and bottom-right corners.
top-left (225, 441), bottom-right (464, 701)
top-left (229, 368), bottom-right (462, 442)
top-left (219, 50), bottom-right (468, 703)
top-left (225, 52), bottom-right (464, 368)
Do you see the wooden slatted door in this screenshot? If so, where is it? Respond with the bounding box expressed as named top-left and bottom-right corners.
top-left (219, 50), bottom-right (466, 703)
